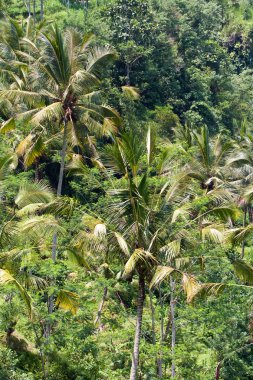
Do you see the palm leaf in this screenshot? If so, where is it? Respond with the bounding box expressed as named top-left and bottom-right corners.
top-left (18, 215), bottom-right (64, 237)
top-left (15, 181), bottom-right (54, 208)
top-left (123, 249), bottom-right (157, 278)
top-left (150, 265), bottom-right (175, 289)
top-left (0, 269), bottom-right (33, 319)
top-left (182, 273), bottom-right (200, 303)
top-left (114, 232), bottom-right (130, 257)
top-left (232, 259), bottom-right (253, 285)
top-left (56, 289), bottom-right (79, 315)
top-left (121, 86), bottom-right (140, 100)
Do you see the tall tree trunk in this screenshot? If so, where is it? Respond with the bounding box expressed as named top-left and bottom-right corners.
top-left (170, 277), bottom-right (176, 378)
top-left (40, 0), bottom-right (44, 20)
top-left (94, 286), bottom-right (108, 329)
top-left (33, 0), bottom-right (36, 22)
top-left (46, 118), bottom-right (68, 352)
top-left (241, 204), bottom-right (247, 258)
top-left (28, 0), bottom-right (31, 15)
top-left (130, 274), bottom-right (145, 380)
top-left (149, 290), bottom-right (162, 378)
top-left (51, 118), bottom-right (68, 262)
top-left (126, 62), bottom-right (130, 86)
top-left (215, 361), bottom-right (221, 380)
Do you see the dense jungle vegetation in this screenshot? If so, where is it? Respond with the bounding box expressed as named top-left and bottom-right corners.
top-left (2, 0), bottom-right (253, 379)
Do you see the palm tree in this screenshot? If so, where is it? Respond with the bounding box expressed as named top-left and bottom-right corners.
top-left (0, 25), bottom-right (120, 260)
top-left (101, 128), bottom-right (198, 380)
top-left (182, 125), bottom-right (233, 191)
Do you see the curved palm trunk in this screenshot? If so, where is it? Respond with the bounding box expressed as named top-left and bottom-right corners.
top-left (130, 273), bottom-right (145, 380)
top-left (52, 118), bottom-right (68, 262)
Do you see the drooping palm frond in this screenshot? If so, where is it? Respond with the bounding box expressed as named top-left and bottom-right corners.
top-left (232, 259), bottom-right (253, 285)
top-left (31, 102), bottom-right (63, 126)
top-left (160, 239), bottom-right (181, 261)
top-left (18, 271), bottom-right (48, 290)
top-left (0, 153), bottom-right (17, 180)
top-left (67, 247), bottom-right (91, 269)
top-left (0, 89), bottom-right (43, 106)
top-left (114, 232), bottom-right (130, 257)
top-left (243, 185), bottom-right (253, 203)
top-left (16, 134), bottom-right (45, 168)
top-left (86, 47), bottom-right (116, 78)
top-left (24, 136), bottom-right (45, 168)
top-left (18, 215), bottom-right (64, 238)
top-left (149, 265), bottom-right (176, 289)
top-left (66, 154), bottom-right (89, 176)
top-left (200, 205), bottom-right (238, 222)
top-left (201, 223), bottom-right (224, 243)
top-left (182, 273), bottom-right (200, 302)
top-left (121, 86), bottom-right (140, 100)
top-left (0, 117), bottom-right (15, 133)
top-left (0, 269), bottom-right (33, 319)
top-left (187, 282), bottom-right (226, 303)
top-left (123, 249), bottom-right (157, 279)
top-left (15, 181), bottom-right (54, 209)
top-left (171, 207), bottom-right (189, 223)
top-left (225, 225), bottom-right (253, 245)
top-left (56, 289), bottom-right (79, 315)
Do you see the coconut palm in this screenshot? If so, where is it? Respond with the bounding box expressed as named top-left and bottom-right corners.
top-left (0, 25), bottom-right (120, 260)
top-left (181, 125), bottom-right (233, 191)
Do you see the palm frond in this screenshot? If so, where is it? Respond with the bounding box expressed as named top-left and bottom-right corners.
top-left (150, 265), bottom-right (175, 289)
top-left (18, 215), bottom-right (64, 237)
top-left (160, 240), bottom-right (181, 261)
top-left (121, 86), bottom-right (140, 100)
top-left (182, 273), bottom-right (199, 303)
top-left (31, 102), bottom-right (63, 126)
top-left (187, 282), bottom-right (226, 302)
top-left (0, 269), bottom-right (33, 319)
top-left (0, 117), bottom-right (15, 133)
top-left (86, 47), bottom-right (116, 78)
top-left (232, 259), bottom-right (253, 285)
top-left (225, 225), bottom-right (253, 245)
top-left (0, 89), bottom-right (43, 106)
top-left (123, 249), bottom-right (157, 278)
top-left (56, 289), bottom-right (79, 315)
top-left (114, 232), bottom-right (130, 257)
top-left (201, 223), bottom-right (224, 243)
top-left (15, 181), bottom-right (54, 208)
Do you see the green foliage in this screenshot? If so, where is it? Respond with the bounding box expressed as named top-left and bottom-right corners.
top-left (1, 1), bottom-right (253, 379)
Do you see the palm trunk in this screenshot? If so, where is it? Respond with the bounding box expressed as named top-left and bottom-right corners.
top-left (149, 290), bottom-right (162, 378)
top-left (130, 273), bottom-right (145, 380)
top-left (52, 118), bottom-right (68, 262)
top-left (33, 0), bottom-right (36, 22)
top-left (46, 118), bottom-right (68, 351)
top-left (126, 62), bottom-right (130, 86)
top-left (40, 0), bottom-right (44, 19)
top-left (94, 286), bottom-right (108, 328)
top-left (170, 277), bottom-right (176, 378)
top-left (241, 204), bottom-right (247, 258)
